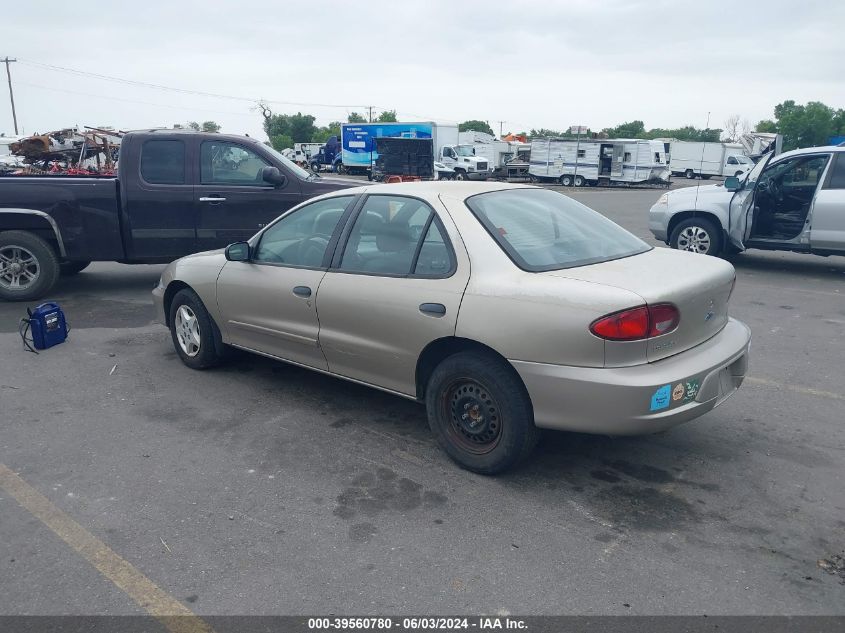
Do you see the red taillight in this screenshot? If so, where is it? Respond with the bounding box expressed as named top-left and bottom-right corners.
top-left (590, 304), bottom-right (680, 341)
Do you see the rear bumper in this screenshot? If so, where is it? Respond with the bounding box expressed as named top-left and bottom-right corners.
top-left (511, 317), bottom-right (751, 435)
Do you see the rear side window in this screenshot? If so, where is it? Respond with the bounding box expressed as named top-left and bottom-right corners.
top-left (825, 154), bottom-right (845, 189)
top-left (465, 188), bottom-right (650, 271)
top-left (140, 140), bottom-right (185, 184)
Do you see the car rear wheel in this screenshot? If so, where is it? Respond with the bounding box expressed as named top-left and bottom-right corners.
top-left (425, 352), bottom-right (539, 475)
top-left (0, 230), bottom-right (60, 302)
top-left (670, 217), bottom-right (723, 256)
top-left (685, 169), bottom-right (696, 179)
top-left (169, 288), bottom-right (225, 369)
top-left (559, 174), bottom-right (573, 186)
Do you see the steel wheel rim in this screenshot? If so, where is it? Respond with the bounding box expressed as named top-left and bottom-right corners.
top-left (175, 305), bottom-right (201, 357)
top-left (442, 378), bottom-right (503, 455)
top-left (0, 245), bottom-right (40, 290)
top-left (677, 226), bottom-right (712, 254)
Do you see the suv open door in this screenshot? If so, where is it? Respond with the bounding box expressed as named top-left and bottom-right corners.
top-left (727, 151), bottom-right (774, 250)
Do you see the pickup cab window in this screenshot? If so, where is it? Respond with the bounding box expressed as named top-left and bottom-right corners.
top-left (140, 140), bottom-right (185, 185)
top-left (201, 141), bottom-right (270, 185)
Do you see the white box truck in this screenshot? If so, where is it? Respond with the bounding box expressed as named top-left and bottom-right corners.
top-left (341, 122), bottom-right (489, 180)
top-left (458, 131), bottom-right (513, 177)
top-left (669, 141), bottom-right (753, 180)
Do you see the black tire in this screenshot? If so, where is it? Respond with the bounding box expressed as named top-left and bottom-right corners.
top-left (168, 288), bottom-right (225, 369)
top-left (0, 230), bottom-right (60, 302)
top-left (454, 170), bottom-right (469, 181)
top-left (573, 175), bottom-right (585, 187)
top-left (669, 217), bottom-right (723, 256)
top-left (60, 260), bottom-right (91, 276)
top-left (685, 169), bottom-right (696, 179)
top-left (559, 174), bottom-right (573, 186)
top-left (425, 351), bottom-right (539, 475)
top-left (700, 175), bottom-right (712, 180)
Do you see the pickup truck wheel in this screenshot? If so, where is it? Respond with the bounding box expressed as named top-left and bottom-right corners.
top-left (670, 218), bottom-right (723, 256)
top-left (60, 260), bottom-right (91, 276)
top-left (426, 352), bottom-right (539, 475)
top-left (0, 230), bottom-right (60, 302)
top-left (169, 288), bottom-right (224, 369)
top-left (685, 169), bottom-right (696, 179)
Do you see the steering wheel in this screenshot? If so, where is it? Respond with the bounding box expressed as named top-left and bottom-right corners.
top-left (296, 237), bottom-right (329, 267)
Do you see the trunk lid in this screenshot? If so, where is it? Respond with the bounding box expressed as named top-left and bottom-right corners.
top-left (544, 248), bottom-right (736, 362)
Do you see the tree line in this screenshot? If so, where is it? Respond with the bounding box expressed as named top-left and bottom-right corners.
top-left (178, 100), bottom-right (845, 154)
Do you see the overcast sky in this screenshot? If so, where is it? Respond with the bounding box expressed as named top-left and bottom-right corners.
top-left (3, 0), bottom-right (844, 140)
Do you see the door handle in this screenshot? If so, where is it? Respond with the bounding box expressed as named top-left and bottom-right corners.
top-left (419, 303), bottom-right (446, 317)
top-left (198, 196), bottom-right (227, 203)
top-left (292, 286), bottom-right (312, 298)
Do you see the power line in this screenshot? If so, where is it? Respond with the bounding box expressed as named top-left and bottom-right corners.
top-left (15, 81), bottom-right (255, 118)
top-left (16, 58), bottom-right (371, 110)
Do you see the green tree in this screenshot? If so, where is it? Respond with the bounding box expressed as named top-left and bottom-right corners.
top-left (186, 121), bottom-right (200, 131)
top-left (603, 120), bottom-right (646, 138)
top-left (312, 121), bottom-right (342, 143)
top-left (755, 100), bottom-right (841, 150)
top-left (529, 128), bottom-right (566, 138)
top-left (458, 120), bottom-right (494, 136)
top-left (201, 121), bottom-right (221, 133)
top-left (269, 134), bottom-right (293, 152)
top-left (376, 110), bottom-right (397, 122)
top-left (347, 112), bottom-right (367, 123)
top-left (261, 110), bottom-right (317, 143)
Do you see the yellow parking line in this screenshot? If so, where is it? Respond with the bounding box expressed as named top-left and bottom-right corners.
top-left (746, 376), bottom-right (845, 401)
top-left (0, 464), bottom-right (214, 633)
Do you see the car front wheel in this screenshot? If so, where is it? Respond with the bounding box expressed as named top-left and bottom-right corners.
top-left (425, 352), bottom-right (539, 475)
top-left (670, 217), bottom-right (723, 256)
top-left (169, 288), bottom-right (225, 369)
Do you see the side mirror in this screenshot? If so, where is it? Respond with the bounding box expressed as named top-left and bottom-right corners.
top-left (724, 176), bottom-right (740, 191)
top-left (225, 241), bottom-right (250, 262)
top-left (262, 166), bottom-right (286, 186)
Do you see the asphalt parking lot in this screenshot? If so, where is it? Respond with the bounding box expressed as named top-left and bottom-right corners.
top-left (1, 184), bottom-right (844, 617)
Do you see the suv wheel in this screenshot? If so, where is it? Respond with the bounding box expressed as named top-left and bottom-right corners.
top-left (670, 217), bottom-right (723, 256)
top-left (426, 352), bottom-right (539, 475)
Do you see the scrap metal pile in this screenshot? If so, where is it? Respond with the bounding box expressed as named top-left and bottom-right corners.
top-left (5, 126), bottom-right (123, 176)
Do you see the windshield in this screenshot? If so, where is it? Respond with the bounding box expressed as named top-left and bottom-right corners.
top-left (465, 188), bottom-right (651, 271)
top-left (741, 153), bottom-right (772, 188)
top-left (262, 143), bottom-right (315, 180)
top-left (456, 145), bottom-right (476, 157)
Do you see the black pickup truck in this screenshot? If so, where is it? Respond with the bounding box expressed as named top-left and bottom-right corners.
top-left (0, 130), bottom-right (355, 300)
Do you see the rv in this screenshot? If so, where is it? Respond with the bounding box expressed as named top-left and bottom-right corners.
top-left (340, 122), bottom-right (489, 179)
top-left (292, 142), bottom-right (323, 167)
top-left (528, 138), bottom-right (670, 186)
top-left (669, 141), bottom-right (753, 180)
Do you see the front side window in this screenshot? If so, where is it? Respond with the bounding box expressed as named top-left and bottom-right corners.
top-left (253, 196), bottom-right (354, 267)
top-left (140, 140), bottom-right (185, 184)
top-left (339, 196), bottom-right (442, 275)
top-left (465, 188), bottom-right (650, 271)
top-left (201, 141), bottom-right (270, 185)
top-left (825, 154), bottom-right (845, 189)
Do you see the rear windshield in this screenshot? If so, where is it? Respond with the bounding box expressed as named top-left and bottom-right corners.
top-left (464, 188), bottom-right (651, 271)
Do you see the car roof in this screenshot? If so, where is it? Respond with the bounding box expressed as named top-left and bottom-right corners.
top-left (773, 145), bottom-right (845, 161)
top-left (321, 180), bottom-right (536, 200)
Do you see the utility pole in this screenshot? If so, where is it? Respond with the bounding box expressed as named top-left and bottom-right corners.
top-left (367, 106), bottom-right (373, 123)
top-left (3, 57), bottom-right (18, 135)
top-left (498, 120), bottom-right (504, 137)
